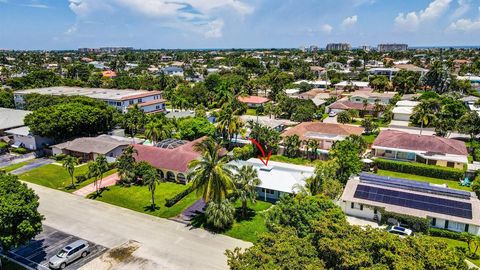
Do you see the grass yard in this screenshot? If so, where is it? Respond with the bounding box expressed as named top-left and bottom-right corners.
top-left (269, 155), bottom-right (318, 167)
top-left (428, 236), bottom-right (480, 267)
top-left (377, 170), bottom-right (471, 191)
top-left (19, 163), bottom-right (117, 193)
top-left (93, 183), bottom-right (199, 218)
top-left (245, 108), bottom-right (258, 116)
top-left (362, 133), bottom-right (377, 144)
top-left (192, 200), bottom-right (273, 243)
top-left (0, 160), bottom-right (34, 172)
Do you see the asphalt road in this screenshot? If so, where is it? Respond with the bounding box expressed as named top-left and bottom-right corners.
top-left (26, 182), bottom-right (251, 270)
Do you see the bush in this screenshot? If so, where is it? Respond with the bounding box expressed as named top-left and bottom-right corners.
top-left (53, 153), bottom-right (67, 161)
top-left (374, 158), bottom-right (464, 180)
top-left (233, 144), bottom-right (254, 160)
top-left (75, 174), bottom-right (87, 183)
top-left (380, 210), bottom-right (430, 232)
top-left (428, 228), bottom-right (465, 240)
top-left (165, 186), bottom-right (194, 207)
top-left (11, 147), bottom-right (28, 154)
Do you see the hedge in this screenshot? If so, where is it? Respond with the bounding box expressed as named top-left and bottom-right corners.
top-left (165, 186), bottom-right (194, 207)
top-left (428, 228), bottom-right (466, 241)
top-left (380, 210), bottom-right (430, 232)
top-left (374, 158), bottom-right (464, 180)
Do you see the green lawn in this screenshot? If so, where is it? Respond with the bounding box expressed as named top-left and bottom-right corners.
top-left (245, 108), bottom-right (257, 116)
top-left (427, 236), bottom-right (480, 267)
top-left (377, 170), bottom-right (471, 191)
top-left (192, 200), bottom-right (273, 243)
top-left (93, 183), bottom-right (199, 218)
top-left (19, 163), bottom-right (117, 193)
top-left (269, 155), bottom-right (318, 167)
top-left (0, 160), bottom-right (35, 173)
top-left (362, 134), bottom-right (377, 144)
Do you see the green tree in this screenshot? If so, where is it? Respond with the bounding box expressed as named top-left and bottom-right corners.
top-left (283, 135), bottom-right (302, 158)
top-left (117, 146), bottom-right (138, 186)
top-left (205, 199), bottom-right (236, 230)
top-left (0, 172), bottom-right (43, 251)
top-left (411, 99), bottom-right (440, 135)
top-left (361, 116), bottom-right (378, 135)
top-left (88, 155), bottom-right (109, 195)
top-left (0, 89), bottom-right (14, 108)
top-left (143, 166), bottom-right (162, 209)
top-left (62, 155), bottom-right (79, 189)
top-left (336, 111), bottom-right (351, 124)
top-left (188, 138), bottom-right (236, 203)
top-left (329, 138), bottom-right (363, 184)
top-left (177, 117), bottom-right (215, 140)
top-left (233, 165), bottom-right (261, 219)
top-left (306, 159), bottom-right (341, 199)
top-left (123, 104), bottom-right (146, 138)
top-left (144, 120), bottom-right (162, 144)
top-left (458, 111), bottom-right (480, 160)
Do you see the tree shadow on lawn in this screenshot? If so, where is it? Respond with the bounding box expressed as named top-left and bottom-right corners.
top-left (143, 205), bottom-right (161, 212)
top-left (87, 187), bottom-right (110, 199)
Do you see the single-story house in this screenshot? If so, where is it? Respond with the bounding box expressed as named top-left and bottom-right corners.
top-left (348, 90), bottom-right (396, 105)
top-left (52, 135), bottom-right (144, 162)
top-left (162, 66), bottom-right (184, 77)
top-left (372, 130), bottom-right (468, 169)
top-left (102, 70), bottom-right (117, 78)
top-left (237, 96), bottom-right (270, 107)
top-left (281, 122), bottom-right (364, 154)
top-left (334, 81), bottom-right (370, 90)
top-left (5, 126), bottom-right (54, 151)
top-left (392, 100), bottom-right (419, 121)
top-left (0, 108), bottom-right (31, 134)
top-left (327, 99), bottom-right (376, 115)
top-left (340, 173), bottom-right (480, 235)
top-left (133, 137), bottom-right (206, 184)
top-left (284, 88), bottom-right (300, 97)
top-left (229, 158), bottom-right (314, 202)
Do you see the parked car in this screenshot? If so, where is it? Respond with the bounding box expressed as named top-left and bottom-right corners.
top-left (328, 111), bottom-right (337, 117)
top-left (49, 240), bottom-right (89, 269)
top-left (387, 226), bottom-right (412, 237)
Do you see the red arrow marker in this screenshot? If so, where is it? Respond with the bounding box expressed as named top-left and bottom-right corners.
top-left (248, 138), bottom-right (272, 167)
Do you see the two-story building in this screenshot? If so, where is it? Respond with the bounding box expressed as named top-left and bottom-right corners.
top-left (13, 87), bottom-right (166, 114)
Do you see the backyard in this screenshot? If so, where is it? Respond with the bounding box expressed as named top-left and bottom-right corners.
top-left (92, 182), bottom-right (199, 218)
top-left (376, 169), bottom-right (471, 191)
top-left (427, 236), bottom-right (480, 267)
top-left (19, 163), bottom-right (117, 192)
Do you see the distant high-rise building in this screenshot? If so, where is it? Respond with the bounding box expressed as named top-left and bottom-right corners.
top-left (326, 43), bottom-right (352, 51)
top-left (78, 47), bottom-right (133, 53)
top-left (308, 45), bottom-right (319, 52)
top-left (360, 45), bottom-right (370, 51)
top-left (377, 44), bottom-right (408, 52)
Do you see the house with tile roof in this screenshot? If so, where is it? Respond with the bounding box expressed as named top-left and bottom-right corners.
top-left (372, 130), bottom-right (468, 169)
top-left (237, 95), bottom-right (270, 107)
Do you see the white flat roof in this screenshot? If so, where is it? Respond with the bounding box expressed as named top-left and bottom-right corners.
top-left (335, 81), bottom-right (369, 87)
top-left (15, 87), bottom-right (159, 101)
top-left (395, 100), bottom-right (419, 107)
top-left (229, 158), bottom-right (314, 193)
top-left (0, 108), bottom-right (31, 130)
top-left (392, 106), bottom-right (414, 115)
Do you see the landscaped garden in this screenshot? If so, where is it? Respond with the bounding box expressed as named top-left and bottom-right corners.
top-left (19, 163), bottom-right (117, 192)
top-left (376, 169), bottom-right (471, 191)
top-left (93, 182), bottom-right (199, 218)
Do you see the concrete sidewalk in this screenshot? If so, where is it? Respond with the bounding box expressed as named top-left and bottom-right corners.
top-left (73, 173), bottom-right (120, 197)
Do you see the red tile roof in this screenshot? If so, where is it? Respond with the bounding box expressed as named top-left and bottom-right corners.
top-left (373, 130), bottom-right (468, 156)
top-left (282, 122), bottom-right (364, 141)
top-left (237, 96), bottom-right (270, 104)
top-left (102, 70), bottom-right (117, 78)
top-left (329, 100), bottom-right (375, 111)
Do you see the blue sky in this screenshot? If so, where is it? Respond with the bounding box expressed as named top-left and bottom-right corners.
top-left (1, 0), bottom-right (480, 50)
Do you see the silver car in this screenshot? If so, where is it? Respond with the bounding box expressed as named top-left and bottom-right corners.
top-left (49, 240), bottom-right (89, 269)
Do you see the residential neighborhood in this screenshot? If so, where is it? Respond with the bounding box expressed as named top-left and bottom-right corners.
top-left (2, 1), bottom-right (480, 270)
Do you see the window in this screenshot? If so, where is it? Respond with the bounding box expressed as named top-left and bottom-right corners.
top-left (156, 105), bottom-right (161, 110)
top-left (360, 204), bottom-right (363, 211)
top-left (138, 98), bottom-right (143, 103)
top-left (431, 218), bottom-right (436, 226)
top-left (447, 162), bottom-right (455, 168)
top-left (129, 100), bottom-right (134, 105)
top-left (374, 209), bottom-right (377, 215)
top-left (351, 202), bottom-right (355, 209)
top-left (261, 188), bottom-right (265, 192)
top-left (428, 159), bottom-right (437, 165)
top-left (465, 224), bottom-right (469, 232)
top-left (444, 220), bottom-right (449, 229)
top-left (116, 102), bottom-right (121, 106)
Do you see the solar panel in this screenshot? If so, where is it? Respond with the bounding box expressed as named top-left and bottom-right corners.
top-left (359, 173), bottom-right (471, 199)
top-left (354, 184), bottom-right (472, 219)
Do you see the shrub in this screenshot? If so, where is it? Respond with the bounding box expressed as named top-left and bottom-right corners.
top-left (165, 186), bottom-right (194, 207)
top-left (0, 141), bottom-right (8, 149)
top-left (11, 147), bottom-right (28, 155)
top-left (53, 153), bottom-right (67, 161)
top-left (75, 174), bottom-right (87, 183)
top-left (380, 210), bottom-right (430, 232)
top-left (428, 228), bottom-right (465, 240)
top-left (374, 158), bottom-right (464, 180)
top-left (205, 200), bottom-right (235, 231)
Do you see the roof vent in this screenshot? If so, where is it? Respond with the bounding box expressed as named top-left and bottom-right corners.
top-left (260, 165), bottom-right (274, 172)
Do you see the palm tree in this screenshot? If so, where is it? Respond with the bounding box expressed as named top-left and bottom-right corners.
top-left (234, 165), bottom-right (261, 218)
top-left (95, 155), bottom-right (109, 192)
top-left (205, 200), bottom-right (235, 230)
top-left (87, 162), bottom-right (101, 195)
top-left (143, 166), bottom-right (162, 209)
top-left (117, 146), bottom-right (137, 186)
top-left (144, 120), bottom-right (161, 144)
top-left (187, 138), bottom-right (236, 203)
top-left (412, 100), bottom-right (439, 135)
top-left (63, 155), bottom-right (78, 188)
top-left (307, 139), bottom-right (319, 160)
top-left (89, 155), bottom-right (109, 195)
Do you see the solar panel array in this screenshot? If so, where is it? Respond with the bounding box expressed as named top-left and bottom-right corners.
top-left (359, 173), bottom-right (471, 199)
top-left (354, 184), bottom-right (473, 219)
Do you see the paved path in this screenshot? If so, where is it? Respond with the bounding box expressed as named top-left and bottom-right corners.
top-left (26, 182), bottom-right (251, 270)
top-left (10, 158), bottom-right (54, 175)
top-left (0, 153), bottom-right (36, 168)
top-left (73, 173), bottom-right (120, 197)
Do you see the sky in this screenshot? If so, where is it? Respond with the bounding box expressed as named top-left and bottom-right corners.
top-left (1, 0), bottom-right (480, 50)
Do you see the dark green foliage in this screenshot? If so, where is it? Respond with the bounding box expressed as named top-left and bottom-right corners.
top-left (247, 120), bottom-right (281, 155)
top-left (329, 137), bottom-right (363, 184)
top-left (24, 102), bottom-right (118, 140)
top-left (75, 174), bottom-right (87, 183)
top-left (11, 147), bottom-right (28, 154)
top-left (277, 97), bottom-right (317, 121)
top-left (0, 172), bottom-right (43, 250)
top-left (164, 186), bottom-right (194, 207)
top-left (0, 89), bottom-right (14, 108)
top-left (374, 158), bottom-right (465, 180)
top-left (177, 117), bottom-right (215, 140)
top-left (428, 228), bottom-right (465, 241)
top-left (380, 210), bottom-right (430, 232)
top-left (6, 70), bottom-right (62, 90)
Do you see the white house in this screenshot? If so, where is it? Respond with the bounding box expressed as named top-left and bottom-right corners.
top-left (340, 173), bottom-right (480, 235)
top-left (5, 126), bottom-right (54, 151)
top-left (392, 100), bottom-right (419, 121)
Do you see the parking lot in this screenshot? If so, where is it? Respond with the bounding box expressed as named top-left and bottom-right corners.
top-left (6, 226), bottom-right (107, 270)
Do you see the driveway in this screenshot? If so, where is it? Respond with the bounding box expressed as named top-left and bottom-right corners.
top-left (26, 182), bottom-right (251, 270)
top-left (322, 115), bottom-right (338, 123)
top-left (73, 173), bottom-right (120, 197)
top-left (6, 225), bottom-right (106, 270)
top-left (10, 158), bottom-right (54, 175)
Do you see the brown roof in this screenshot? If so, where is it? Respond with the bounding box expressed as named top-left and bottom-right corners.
top-left (53, 135), bottom-right (135, 155)
top-left (120, 91), bottom-right (162, 101)
top-left (237, 96), bottom-right (270, 104)
top-left (329, 100), bottom-right (375, 111)
top-left (373, 130), bottom-right (468, 156)
top-left (281, 122), bottom-right (364, 141)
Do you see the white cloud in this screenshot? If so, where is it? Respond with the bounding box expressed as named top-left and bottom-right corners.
top-left (394, 0), bottom-right (452, 30)
top-left (320, 24), bottom-right (333, 34)
top-left (451, 0), bottom-right (471, 19)
top-left (447, 17), bottom-right (480, 31)
top-left (341, 15), bottom-right (358, 29)
top-left (204, 19), bottom-right (224, 38)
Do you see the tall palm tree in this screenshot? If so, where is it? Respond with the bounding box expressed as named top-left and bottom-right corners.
top-left (143, 166), bottom-right (162, 209)
top-left (234, 165), bottom-right (261, 218)
top-left (307, 139), bottom-right (319, 160)
top-left (63, 155), bottom-right (78, 188)
top-left (187, 138), bottom-right (236, 203)
top-left (144, 120), bottom-right (161, 144)
top-left (117, 146), bottom-right (137, 185)
top-left (87, 162), bottom-right (101, 195)
top-left (95, 155), bottom-right (109, 191)
top-left (89, 155), bottom-right (109, 195)
top-left (412, 99), bottom-right (439, 135)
